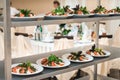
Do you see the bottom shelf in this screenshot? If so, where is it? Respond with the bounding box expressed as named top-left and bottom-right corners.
top-left (77, 75), bottom-right (118, 80)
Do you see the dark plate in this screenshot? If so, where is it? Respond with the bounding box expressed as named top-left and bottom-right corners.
top-left (94, 14), bottom-right (110, 17)
top-left (11, 16), bottom-right (44, 21)
top-left (109, 13), bottom-right (120, 16)
top-left (73, 14), bottom-right (94, 18)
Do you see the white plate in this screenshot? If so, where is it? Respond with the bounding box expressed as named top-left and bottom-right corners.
top-left (12, 16), bottom-right (44, 21)
top-left (62, 53), bottom-right (94, 63)
top-left (74, 14), bottom-right (94, 18)
top-left (36, 58), bottom-right (71, 68)
top-left (91, 50), bottom-right (111, 58)
top-left (11, 63), bottom-right (44, 76)
top-left (45, 14), bottom-right (73, 19)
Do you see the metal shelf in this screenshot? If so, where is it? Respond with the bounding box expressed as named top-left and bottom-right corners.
top-left (0, 46), bottom-right (119, 80)
top-left (11, 16), bottom-right (120, 27)
top-left (1, 0), bottom-right (120, 80)
top-left (0, 16), bottom-right (120, 27)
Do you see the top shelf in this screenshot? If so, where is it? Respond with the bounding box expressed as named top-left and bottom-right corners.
top-left (0, 16), bottom-right (120, 27)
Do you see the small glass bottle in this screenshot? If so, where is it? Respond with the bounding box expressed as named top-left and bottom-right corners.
top-left (34, 25), bottom-right (42, 41)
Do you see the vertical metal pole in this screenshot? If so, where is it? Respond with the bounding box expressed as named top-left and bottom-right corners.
top-left (97, 0), bottom-right (101, 6)
top-left (3, 0), bottom-right (12, 80)
top-left (94, 1), bottom-right (101, 80)
top-left (95, 22), bottom-right (99, 48)
top-left (94, 21), bottom-right (99, 80)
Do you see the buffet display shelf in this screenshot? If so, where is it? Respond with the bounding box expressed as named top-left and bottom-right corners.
top-left (11, 16), bottom-right (120, 27)
top-left (0, 46), bottom-right (119, 80)
top-left (77, 75), bottom-right (118, 80)
top-left (0, 16), bottom-right (120, 27)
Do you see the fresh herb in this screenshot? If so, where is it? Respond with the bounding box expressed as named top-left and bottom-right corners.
top-left (63, 5), bottom-right (70, 12)
top-left (18, 61), bottom-right (31, 67)
top-left (115, 7), bottom-right (120, 13)
top-left (95, 48), bottom-right (102, 53)
top-left (20, 9), bottom-right (31, 17)
top-left (71, 51), bottom-right (82, 59)
top-left (15, 9), bottom-right (32, 17)
top-left (79, 6), bottom-right (89, 14)
top-left (58, 24), bottom-right (71, 36)
top-left (94, 6), bottom-right (106, 13)
top-left (52, 6), bottom-right (65, 15)
top-left (18, 62), bottom-right (36, 72)
top-left (73, 5), bottom-right (80, 14)
top-left (59, 24), bottom-right (66, 30)
top-left (48, 54), bottom-right (63, 64)
top-left (62, 29), bottom-right (71, 35)
top-left (73, 5), bottom-right (89, 14)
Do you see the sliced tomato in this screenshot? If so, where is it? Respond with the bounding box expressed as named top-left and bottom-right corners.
top-left (79, 57), bottom-right (83, 61)
top-left (12, 67), bottom-right (17, 73)
top-left (51, 61), bottom-right (56, 66)
top-left (28, 67), bottom-right (34, 73)
top-left (94, 51), bottom-right (98, 55)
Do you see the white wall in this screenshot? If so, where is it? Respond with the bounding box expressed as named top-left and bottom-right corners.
top-left (11, 0), bottom-right (54, 14)
top-left (0, 0), bottom-right (3, 8)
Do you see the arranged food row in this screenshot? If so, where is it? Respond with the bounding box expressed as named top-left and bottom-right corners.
top-left (46, 5), bottom-right (120, 16)
top-left (12, 46), bottom-right (111, 76)
top-left (8, 5), bottom-right (120, 21)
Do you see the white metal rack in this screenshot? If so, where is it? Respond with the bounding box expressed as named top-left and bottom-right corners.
top-left (1, 0), bottom-right (120, 80)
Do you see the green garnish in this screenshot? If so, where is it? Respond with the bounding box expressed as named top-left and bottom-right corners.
top-left (48, 54), bottom-right (63, 64)
top-left (114, 7), bottom-right (120, 13)
top-left (94, 6), bottom-right (106, 13)
top-left (52, 6), bottom-right (65, 15)
top-left (18, 62), bottom-right (36, 72)
top-left (79, 6), bottom-right (89, 14)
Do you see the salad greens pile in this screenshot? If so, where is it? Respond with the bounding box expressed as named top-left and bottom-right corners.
top-left (94, 6), bottom-right (106, 13)
top-left (18, 62), bottom-right (36, 72)
top-left (62, 29), bottom-right (71, 35)
top-left (48, 54), bottom-right (63, 65)
top-left (63, 5), bottom-right (70, 12)
top-left (52, 6), bottom-right (65, 15)
top-left (70, 51), bottom-right (83, 60)
top-left (20, 9), bottom-right (31, 17)
top-left (114, 7), bottom-right (120, 13)
top-left (15, 9), bottom-right (32, 17)
top-left (59, 24), bottom-right (71, 36)
top-left (79, 6), bottom-right (89, 14)
top-left (73, 5), bottom-right (89, 14)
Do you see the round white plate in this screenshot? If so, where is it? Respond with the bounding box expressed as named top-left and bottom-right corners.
top-left (12, 16), bottom-right (43, 21)
top-left (45, 14), bottom-right (73, 18)
top-left (91, 50), bottom-right (111, 58)
top-left (62, 54), bottom-right (94, 63)
top-left (36, 58), bottom-right (71, 68)
top-left (74, 14), bottom-right (94, 17)
top-left (11, 63), bottom-right (44, 76)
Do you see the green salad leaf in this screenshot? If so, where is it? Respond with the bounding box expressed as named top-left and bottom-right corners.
top-left (79, 6), bottom-right (89, 14)
top-left (20, 9), bottom-right (31, 17)
top-left (52, 6), bottom-right (65, 15)
top-left (48, 54), bottom-right (63, 64)
top-left (94, 6), bottom-right (106, 13)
